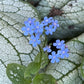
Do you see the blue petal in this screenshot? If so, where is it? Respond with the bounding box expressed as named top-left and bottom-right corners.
top-left (51, 59), bottom-right (55, 63)
top-left (29, 40), bottom-right (33, 44)
top-left (30, 35), bottom-right (34, 39)
top-left (24, 21), bottom-right (28, 25)
top-left (61, 40), bottom-right (65, 44)
top-left (44, 17), bottom-right (47, 20)
top-left (65, 54), bottom-right (69, 58)
top-left (60, 55), bottom-right (65, 59)
top-left (37, 40), bottom-right (41, 44)
top-left (24, 31), bottom-right (28, 36)
top-left (21, 27), bottom-right (26, 31)
top-left (45, 31), bottom-right (49, 35)
top-left (57, 24), bottom-right (59, 27)
top-left (65, 48), bottom-right (69, 52)
top-left (55, 20), bottom-right (58, 23)
top-left (45, 27), bottom-right (48, 30)
top-left (33, 43), bottom-right (37, 47)
top-left (56, 39), bottom-right (60, 43)
top-left (53, 43), bottom-right (57, 46)
top-left (48, 55), bottom-right (52, 59)
top-left (52, 51), bottom-right (56, 55)
top-left (43, 47), bottom-right (47, 51)
top-left (50, 32), bottom-right (53, 35)
top-left (28, 18), bottom-right (31, 21)
top-left (55, 58), bottom-right (60, 63)
top-left (57, 50), bottom-right (61, 54)
top-left (47, 49), bottom-right (51, 52)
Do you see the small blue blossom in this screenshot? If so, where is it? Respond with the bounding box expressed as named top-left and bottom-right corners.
top-left (34, 21), bottom-right (43, 34)
top-left (48, 51), bottom-right (60, 63)
top-left (24, 18), bottom-right (35, 25)
top-left (52, 20), bottom-right (59, 29)
top-left (41, 17), bottom-right (53, 26)
top-left (29, 35), bottom-right (41, 47)
top-left (57, 46), bottom-right (69, 58)
top-left (53, 39), bottom-right (65, 49)
top-left (45, 25), bottom-right (56, 35)
top-left (43, 46), bottom-right (52, 52)
top-left (21, 23), bottom-right (34, 36)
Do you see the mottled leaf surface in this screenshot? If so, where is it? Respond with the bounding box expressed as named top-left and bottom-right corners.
top-left (33, 73), bottom-right (56, 84)
top-left (0, 0), bottom-right (40, 84)
top-left (36, 0), bottom-right (84, 40)
top-left (6, 63), bottom-right (26, 84)
top-left (0, 0), bottom-right (84, 84)
top-left (24, 62), bottom-right (40, 78)
top-left (45, 33), bottom-right (84, 84)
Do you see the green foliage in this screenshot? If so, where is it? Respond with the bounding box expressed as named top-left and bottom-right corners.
top-left (81, 58), bottom-right (84, 78)
top-left (6, 63), bottom-right (26, 84)
top-left (33, 73), bottom-right (56, 84)
top-left (24, 77), bottom-right (32, 84)
top-left (24, 62), bottom-right (40, 78)
top-left (34, 48), bottom-right (49, 69)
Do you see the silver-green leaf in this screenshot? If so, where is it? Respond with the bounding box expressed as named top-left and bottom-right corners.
top-left (0, 0), bottom-right (40, 84)
top-left (6, 63), bottom-right (26, 84)
top-left (36, 0), bottom-right (84, 40)
top-left (45, 33), bottom-right (84, 84)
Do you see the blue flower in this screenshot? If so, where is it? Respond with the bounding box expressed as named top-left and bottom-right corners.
top-left (53, 39), bottom-right (65, 49)
top-left (52, 20), bottom-right (59, 29)
top-left (41, 17), bottom-right (53, 26)
top-left (21, 23), bottom-right (34, 36)
top-left (29, 35), bottom-right (41, 47)
top-left (45, 25), bottom-right (56, 35)
top-left (43, 46), bottom-right (52, 52)
top-left (57, 46), bottom-right (69, 58)
top-left (34, 21), bottom-right (43, 34)
top-left (24, 18), bottom-right (35, 25)
top-left (48, 51), bottom-right (60, 63)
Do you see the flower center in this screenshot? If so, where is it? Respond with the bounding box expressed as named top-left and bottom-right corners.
top-left (63, 51), bottom-right (65, 54)
top-left (49, 29), bottom-right (51, 31)
top-left (58, 43), bottom-right (61, 45)
top-left (29, 21), bottom-right (31, 23)
top-left (34, 39), bottom-right (36, 42)
top-left (46, 20), bottom-right (48, 22)
top-left (54, 22), bottom-right (56, 26)
top-left (53, 56), bottom-right (55, 59)
top-left (36, 26), bottom-right (39, 28)
top-left (27, 28), bottom-right (30, 31)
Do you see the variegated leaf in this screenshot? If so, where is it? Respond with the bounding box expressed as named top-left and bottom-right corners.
top-left (0, 0), bottom-right (40, 84)
top-left (45, 33), bottom-right (84, 84)
top-left (36, 0), bottom-right (84, 40)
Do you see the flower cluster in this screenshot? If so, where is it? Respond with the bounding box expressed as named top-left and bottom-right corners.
top-left (21, 17), bottom-right (69, 63)
top-left (43, 40), bottom-right (69, 63)
top-left (21, 17), bottom-right (59, 47)
top-left (22, 18), bottom-right (43, 47)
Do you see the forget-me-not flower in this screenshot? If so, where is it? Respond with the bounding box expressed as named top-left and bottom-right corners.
top-left (43, 46), bottom-right (52, 52)
top-left (45, 25), bottom-right (56, 35)
top-left (24, 18), bottom-right (35, 25)
top-left (57, 46), bottom-right (69, 59)
top-left (52, 20), bottom-right (59, 29)
top-left (48, 51), bottom-right (60, 63)
top-left (21, 23), bottom-right (34, 36)
top-left (41, 17), bottom-right (53, 26)
top-left (53, 39), bottom-right (65, 49)
top-left (34, 21), bottom-right (43, 34)
top-left (29, 35), bottom-right (41, 47)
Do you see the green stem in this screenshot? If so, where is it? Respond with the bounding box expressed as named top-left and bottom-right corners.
top-left (43, 35), bottom-right (47, 47)
top-left (38, 45), bottom-right (42, 65)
